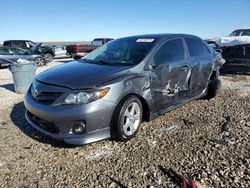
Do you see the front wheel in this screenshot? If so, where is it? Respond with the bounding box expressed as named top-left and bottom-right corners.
top-left (35, 57), bottom-right (46, 66)
top-left (44, 53), bottom-right (53, 63)
top-left (205, 78), bottom-right (221, 100)
top-left (111, 96), bottom-right (143, 142)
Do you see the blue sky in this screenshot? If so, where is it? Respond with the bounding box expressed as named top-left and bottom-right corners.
top-left (0, 0), bottom-right (249, 41)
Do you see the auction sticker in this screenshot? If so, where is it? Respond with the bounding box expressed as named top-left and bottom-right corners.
top-left (136, 38), bottom-right (154, 42)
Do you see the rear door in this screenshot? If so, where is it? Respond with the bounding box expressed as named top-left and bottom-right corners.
top-left (149, 38), bottom-right (192, 110)
top-left (184, 37), bottom-right (213, 96)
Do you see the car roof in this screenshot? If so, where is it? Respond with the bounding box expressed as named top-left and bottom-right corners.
top-left (93, 38), bottom-right (114, 40)
top-left (119, 33), bottom-right (201, 41)
top-left (4, 40), bottom-right (33, 42)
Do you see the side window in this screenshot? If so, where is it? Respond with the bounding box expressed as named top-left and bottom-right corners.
top-left (11, 48), bottom-right (27, 55)
top-left (203, 43), bottom-right (211, 54)
top-left (186, 38), bottom-right (205, 57)
top-left (4, 42), bottom-right (10, 47)
top-left (154, 39), bottom-right (185, 66)
top-left (0, 48), bottom-right (10, 55)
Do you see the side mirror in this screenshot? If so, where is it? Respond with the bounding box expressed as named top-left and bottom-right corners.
top-left (144, 63), bottom-right (158, 70)
top-left (73, 54), bottom-right (83, 60)
top-left (215, 49), bottom-right (222, 53)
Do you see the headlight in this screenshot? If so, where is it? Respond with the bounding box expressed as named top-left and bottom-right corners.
top-left (63, 87), bottom-right (110, 104)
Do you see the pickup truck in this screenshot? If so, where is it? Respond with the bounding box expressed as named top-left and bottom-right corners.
top-left (66, 38), bottom-right (113, 59)
top-left (218, 28), bottom-right (250, 74)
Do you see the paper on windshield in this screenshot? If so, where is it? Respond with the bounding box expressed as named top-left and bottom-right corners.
top-left (136, 39), bottom-right (154, 42)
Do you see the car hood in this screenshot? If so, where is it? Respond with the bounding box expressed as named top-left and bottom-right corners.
top-left (29, 43), bottom-right (42, 54)
top-left (36, 60), bottom-right (131, 89)
top-left (218, 36), bottom-right (250, 47)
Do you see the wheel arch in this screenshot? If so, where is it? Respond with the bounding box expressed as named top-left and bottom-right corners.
top-left (113, 93), bottom-right (151, 123)
top-left (43, 51), bottom-right (55, 57)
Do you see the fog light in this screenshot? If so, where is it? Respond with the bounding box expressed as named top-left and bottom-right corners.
top-left (72, 121), bottom-right (86, 135)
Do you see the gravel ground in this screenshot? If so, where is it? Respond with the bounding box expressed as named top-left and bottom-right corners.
top-left (0, 60), bottom-right (249, 187)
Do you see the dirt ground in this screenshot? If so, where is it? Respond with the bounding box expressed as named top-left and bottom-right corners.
top-left (0, 59), bottom-right (249, 188)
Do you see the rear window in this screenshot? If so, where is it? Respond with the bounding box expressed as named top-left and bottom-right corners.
top-left (154, 39), bottom-right (185, 66)
top-left (92, 40), bottom-right (103, 46)
top-left (186, 38), bottom-right (205, 57)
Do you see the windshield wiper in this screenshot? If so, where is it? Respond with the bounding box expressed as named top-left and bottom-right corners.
top-left (97, 60), bottom-right (114, 65)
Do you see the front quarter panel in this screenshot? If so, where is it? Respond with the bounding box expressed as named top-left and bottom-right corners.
top-left (103, 73), bottom-right (152, 108)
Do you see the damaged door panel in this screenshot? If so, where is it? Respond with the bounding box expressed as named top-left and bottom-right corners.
top-left (148, 38), bottom-right (192, 110)
top-left (184, 38), bottom-right (215, 96)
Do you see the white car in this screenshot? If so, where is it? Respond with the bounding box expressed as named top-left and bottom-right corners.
top-left (218, 28), bottom-right (250, 47)
top-left (50, 45), bottom-right (68, 58)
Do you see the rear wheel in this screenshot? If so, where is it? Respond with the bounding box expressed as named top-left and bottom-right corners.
top-left (44, 53), bottom-right (53, 63)
top-left (111, 96), bottom-right (142, 142)
top-left (205, 78), bottom-right (221, 99)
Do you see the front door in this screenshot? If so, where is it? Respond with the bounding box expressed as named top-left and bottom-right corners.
top-left (149, 38), bottom-right (192, 111)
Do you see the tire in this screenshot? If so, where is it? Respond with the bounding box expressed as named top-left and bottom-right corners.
top-left (44, 53), bottom-right (53, 63)
top-left (35, 57), bottom-right (46, 66)
top-left (205, 78), bottom-right (221, 99)
top-left (111, 95), bottom-right (143, 142)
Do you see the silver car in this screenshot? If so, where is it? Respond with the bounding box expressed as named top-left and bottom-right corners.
top-left (0, 45), bottom-right (45, 67)
top-left (24, 34), bottom-right (224, 145)
top-left (50, 45), bottom-right (68, 58)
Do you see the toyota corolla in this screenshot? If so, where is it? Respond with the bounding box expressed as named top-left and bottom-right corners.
top-left (24, 34), bottom-right (224, 145)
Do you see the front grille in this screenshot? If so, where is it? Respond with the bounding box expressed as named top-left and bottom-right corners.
top-left (32, 91), bottom-right (62, 105)
top-left (27, 111), bottom-right (59, 134)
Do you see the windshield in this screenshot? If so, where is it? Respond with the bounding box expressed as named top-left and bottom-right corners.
top-left (27, 41), bottom-right (36, 48)
top-left (229, 29), bottom-right (250, 36)
top-left (84, 37), bottom-right (156, 65)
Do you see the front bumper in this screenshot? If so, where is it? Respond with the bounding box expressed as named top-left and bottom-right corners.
top-left (220, 59), bottom-right (250, 74)
top-left (24, 91), bottom-right (117, 145)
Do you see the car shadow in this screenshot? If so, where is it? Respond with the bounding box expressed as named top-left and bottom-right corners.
top-left (0, 83), bottom-right (15, 92)
top-left (10, 101), bottom-right (77, 148)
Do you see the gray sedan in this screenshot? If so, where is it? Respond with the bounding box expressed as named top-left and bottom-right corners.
top-left (24, 34), bottom-right (224, 145)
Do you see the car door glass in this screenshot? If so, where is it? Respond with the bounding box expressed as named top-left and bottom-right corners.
top-left (203, 43), bottom-right (211, 55)
top-left (11, 48), bottom-right (27, 55)
top-left (0, 48), bottom-right (10, 55)
top-left (186, 38), bottom-right (205, 57)
top-left (154, 39), bottom-right (185, 66)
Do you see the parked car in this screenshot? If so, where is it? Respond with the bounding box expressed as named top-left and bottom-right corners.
top-left (24, 34), bottom-right (224, 145)
top-left (49, 45), bottom-right (68, 58)
top-left (66, 38), bottom-right (113, 59)
top-left (3, 40), bottom-right (55, 63)
top-left (217, 29), bottom-right (250, 74)
top-left (0, 45), bottom-right (45, 67)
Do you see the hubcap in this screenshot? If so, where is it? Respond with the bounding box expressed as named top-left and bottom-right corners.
top-left (123, 102), bottom-right (141, 136)
top-left (35, 58), bottom-right (44, 66)
top-left (44, 54), bottom-right (53, 62)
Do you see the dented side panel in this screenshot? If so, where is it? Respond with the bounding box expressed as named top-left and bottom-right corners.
top-left (148, 62), bottom-right (192, 110)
